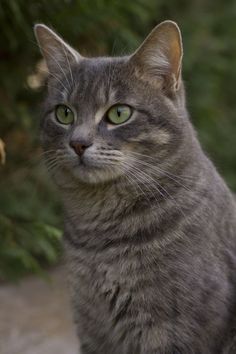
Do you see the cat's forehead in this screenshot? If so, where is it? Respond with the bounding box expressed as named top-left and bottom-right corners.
top-left (74, 56), bottom-right (127, 78)
top-left (68, 56), bottom-right (132, 106)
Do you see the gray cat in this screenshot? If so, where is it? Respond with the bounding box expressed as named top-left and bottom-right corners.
top-left (34, 20), bottom-right (236, 354)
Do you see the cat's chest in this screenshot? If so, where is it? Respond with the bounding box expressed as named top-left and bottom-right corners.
top-left (66, 234), bottom-right (166, 320)
top-left (66, 246), bottom-right (136, 325)
top-left (68, 246), bottom-right (130, 291)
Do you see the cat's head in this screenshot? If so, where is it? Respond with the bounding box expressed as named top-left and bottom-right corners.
top-left (34, 21), bottom-right (189, 186)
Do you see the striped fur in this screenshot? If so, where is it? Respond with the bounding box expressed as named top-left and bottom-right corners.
top-left (35, 21), bottom-right (236, 353)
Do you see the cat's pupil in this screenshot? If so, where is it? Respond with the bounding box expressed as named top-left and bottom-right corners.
top-left (65, 108), bottom-right (69, 116)
top-left (117, 108), bottom-right (121, 117)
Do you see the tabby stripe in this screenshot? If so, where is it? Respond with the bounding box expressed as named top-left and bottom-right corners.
top-left (109, 284), bottom-right (121, 311)
top-left (64, 207), bottom-right (187, 252)
top-left (112, 293), bottom-right (132, 326)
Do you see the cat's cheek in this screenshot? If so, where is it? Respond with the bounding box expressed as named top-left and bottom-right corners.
top-left (111, 123), bottom-right (145, 143)
top-left (42, 116), bottom-right (69, 138)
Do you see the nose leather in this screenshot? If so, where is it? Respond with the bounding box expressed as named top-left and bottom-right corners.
top-left (70, 141), bottom-right (92, 156)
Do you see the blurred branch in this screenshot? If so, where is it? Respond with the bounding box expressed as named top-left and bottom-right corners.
top-left (0, 139), bottom-right (6, 164)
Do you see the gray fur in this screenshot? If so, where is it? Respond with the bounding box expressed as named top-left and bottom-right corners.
top-left (35, 21), bottom-right (236, 354)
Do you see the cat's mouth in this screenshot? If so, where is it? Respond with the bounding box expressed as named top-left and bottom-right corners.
top-left (76, 154), bottom-right (107, 169)
top-left (66, 152), bottom-right (124, 184)
top-left (77, 156), bottom-right (87, 167)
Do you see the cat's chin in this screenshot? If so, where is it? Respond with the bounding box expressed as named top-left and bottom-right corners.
top-left (69, 163), bottom-right (123, 185)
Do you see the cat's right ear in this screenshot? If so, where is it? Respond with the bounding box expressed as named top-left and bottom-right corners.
top-left (129, 20), bottom-right (183, 92)
top-left (34, 24), bottom-right (82, 76)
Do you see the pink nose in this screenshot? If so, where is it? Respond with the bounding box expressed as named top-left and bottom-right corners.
top-left (70, 141), bottom-right (91, 156)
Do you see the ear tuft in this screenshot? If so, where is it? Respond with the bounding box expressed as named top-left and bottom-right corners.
top-left (130, 20), bottom-right (183, 91)
top-left (34, 24), bottom-right (82, 76)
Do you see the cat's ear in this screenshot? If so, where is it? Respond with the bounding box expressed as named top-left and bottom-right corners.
top-left (130, 20), bottom-right (183, 91)
top-left (34, 24), bottom-right (82, 76)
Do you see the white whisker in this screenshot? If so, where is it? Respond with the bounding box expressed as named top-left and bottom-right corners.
top-left (124, 156), bottom-right (186, 217)
top-left (39, 68), bottom-right (70, 95)
top-left (128, 154), bottom-right (192, 192)
top-left (129, 151), bottom-right (195, 181)
top-left (61, 43), bottom-right (75, 90)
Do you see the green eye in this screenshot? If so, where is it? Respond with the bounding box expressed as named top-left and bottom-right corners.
top-left (55, 105), bottom-right (74, 125)
top-left (106, 105), bottom-right (132, 125)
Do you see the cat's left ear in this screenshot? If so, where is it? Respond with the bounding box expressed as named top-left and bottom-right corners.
top-left (34, 24), bottom-right (82, 76)
top-left (130, 20), bottom-right (183, 92)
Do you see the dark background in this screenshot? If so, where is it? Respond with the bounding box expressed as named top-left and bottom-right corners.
top-left (1, 0), bottom-right (236, 280)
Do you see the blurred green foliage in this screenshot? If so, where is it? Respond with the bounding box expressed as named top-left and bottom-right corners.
top-left (0, 0), bottom-right (236, 281)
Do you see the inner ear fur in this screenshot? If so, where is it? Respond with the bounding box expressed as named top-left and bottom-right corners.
top-left (34, 24), bottom-right (82, 76)
top-left (130, 20), bottom-right (183, 92)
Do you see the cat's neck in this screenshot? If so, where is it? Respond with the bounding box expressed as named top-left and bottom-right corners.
top-left (62, 178), bottom-right (138, 217)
